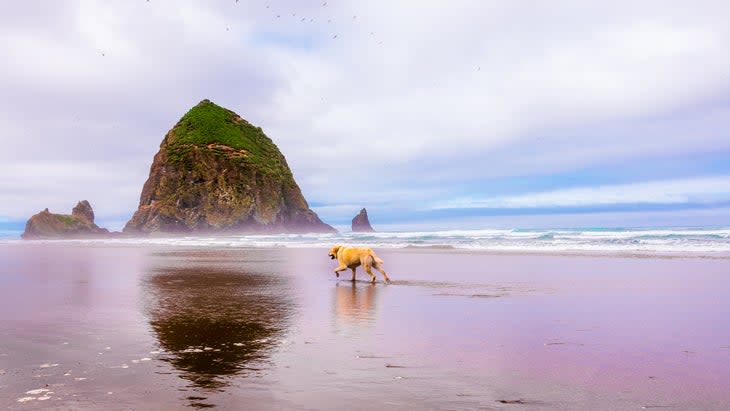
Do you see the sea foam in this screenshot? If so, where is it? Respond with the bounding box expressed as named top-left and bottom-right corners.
top-left (4, 227), bottom-right (730, 255)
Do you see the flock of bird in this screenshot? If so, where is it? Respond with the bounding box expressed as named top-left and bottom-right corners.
top-left (135, 0), bottom-right (383, 44)
top-left (101, 2), bottom-right (487, 72)
top-left (257, 1), bottom-right (379, 43)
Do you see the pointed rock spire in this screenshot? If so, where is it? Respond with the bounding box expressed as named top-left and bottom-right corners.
top-left (351, 208), bottom-right (375, 232)
top-left (72, 200), bottom-right (95, 223)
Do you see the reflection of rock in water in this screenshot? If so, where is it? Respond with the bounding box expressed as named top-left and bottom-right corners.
top-left (143, 267), bottom-right (292, 391)
top-left (334, 282), bottom-right (377, 324)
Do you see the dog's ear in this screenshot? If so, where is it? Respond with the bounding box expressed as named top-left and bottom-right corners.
top-left (331, 245), bottom-right (341, 254)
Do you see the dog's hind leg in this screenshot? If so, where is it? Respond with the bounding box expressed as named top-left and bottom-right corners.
top-left (363, 263), bottom-right (377, 283)
top-left (350, 267), bottom-right (357, 282)
top-left (373, 263), bottom-right (391, 283)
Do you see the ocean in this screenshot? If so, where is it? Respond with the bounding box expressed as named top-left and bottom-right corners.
top-left (3, 227), bottom-right (730, 255)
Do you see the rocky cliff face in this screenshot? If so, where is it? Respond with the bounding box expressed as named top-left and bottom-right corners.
top-left (124, 99), bottom-right (335, 234)
top-left (22, 201), bottom-right (110, 239)
top-left (351, 208), bottom-right (375, 232)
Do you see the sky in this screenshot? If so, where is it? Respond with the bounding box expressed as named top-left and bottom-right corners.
top-left (1, 0), bottom-right (729, 232)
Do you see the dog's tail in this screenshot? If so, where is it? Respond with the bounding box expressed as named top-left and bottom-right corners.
top-left (369, 250), bottom-right (384, 265)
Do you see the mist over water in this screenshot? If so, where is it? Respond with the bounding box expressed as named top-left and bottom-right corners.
top-left (0, 230), bottom-right (22, 240)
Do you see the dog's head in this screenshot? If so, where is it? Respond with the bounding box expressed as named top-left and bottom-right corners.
top-left (328, 245), bottom-right (341, 260)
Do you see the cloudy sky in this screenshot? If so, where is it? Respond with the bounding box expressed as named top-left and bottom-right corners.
top-left (1, 0), bottom-right (729, 231)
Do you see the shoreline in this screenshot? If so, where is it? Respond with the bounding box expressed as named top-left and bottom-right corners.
top-left (2, 239), bottom-right (730, 260)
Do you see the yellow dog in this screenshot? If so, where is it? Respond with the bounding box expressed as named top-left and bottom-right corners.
top-left (328, 245), bottom-right (391, 283)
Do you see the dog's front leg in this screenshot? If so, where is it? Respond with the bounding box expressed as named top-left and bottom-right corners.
top-left (334, 265), bottom-right (347, 278)
top-left (350, 268), bottom-right (357, 282)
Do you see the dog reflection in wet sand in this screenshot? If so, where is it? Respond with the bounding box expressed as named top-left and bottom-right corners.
top-left (328, 245), bottom-right (391, 283)
top-left (335, 282), bottom-right (376, 323)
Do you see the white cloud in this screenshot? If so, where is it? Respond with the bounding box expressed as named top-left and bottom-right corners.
top-left (436, 176), bottom-right (730, 209)
top-left (0, 162), bottom-right (144, 220)
top-left (379, 206), bottom-right (730, 231)
top-left (1, 1), bottom-right (729, 224)
top-left (253, 0), bottom-right (730, 199)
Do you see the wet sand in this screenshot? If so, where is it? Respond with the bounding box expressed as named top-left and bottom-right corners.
top-left (1, 244), bottom-right (729, 410)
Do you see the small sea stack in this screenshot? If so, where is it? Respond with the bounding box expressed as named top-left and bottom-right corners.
top-left (351, 208), bottom-right (375, 232)
top-left (22, 200), bottom-right (110, 239)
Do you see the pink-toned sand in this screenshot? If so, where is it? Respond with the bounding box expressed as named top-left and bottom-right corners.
top-left (0, 243), bottom-right (728, 410)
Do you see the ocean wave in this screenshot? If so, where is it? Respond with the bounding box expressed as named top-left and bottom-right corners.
top-left (3, 227), bottom-right (730, 255)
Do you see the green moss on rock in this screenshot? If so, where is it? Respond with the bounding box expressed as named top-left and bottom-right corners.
top-left (22, 202), bottom-right (110, 239)
top-left (166, 100), bottom-right (290, 177)
top-left (124, 99), bottom-right (334, 234)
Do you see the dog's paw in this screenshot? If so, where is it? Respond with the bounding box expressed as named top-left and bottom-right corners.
top-left (335, 272), bottom-right (340, 278)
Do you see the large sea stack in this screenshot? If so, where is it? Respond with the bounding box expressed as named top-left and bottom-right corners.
top-left (22, 200), bottom-right (110, 239)
top-left (351, 208), bottom-right (375, 232)
top-left (124, 99), bottom-right (334, 234)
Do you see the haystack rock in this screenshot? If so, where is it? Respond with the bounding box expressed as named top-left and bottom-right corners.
top-left (123, 99), bottom-right (335, 234)
top-left (22, 201), bottom-right (110, 239)
top-left (351, 208), bottom-right (375, 232)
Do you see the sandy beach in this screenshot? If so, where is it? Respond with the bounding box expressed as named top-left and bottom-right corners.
top-left (1, 243), bottom-right (729, 410)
